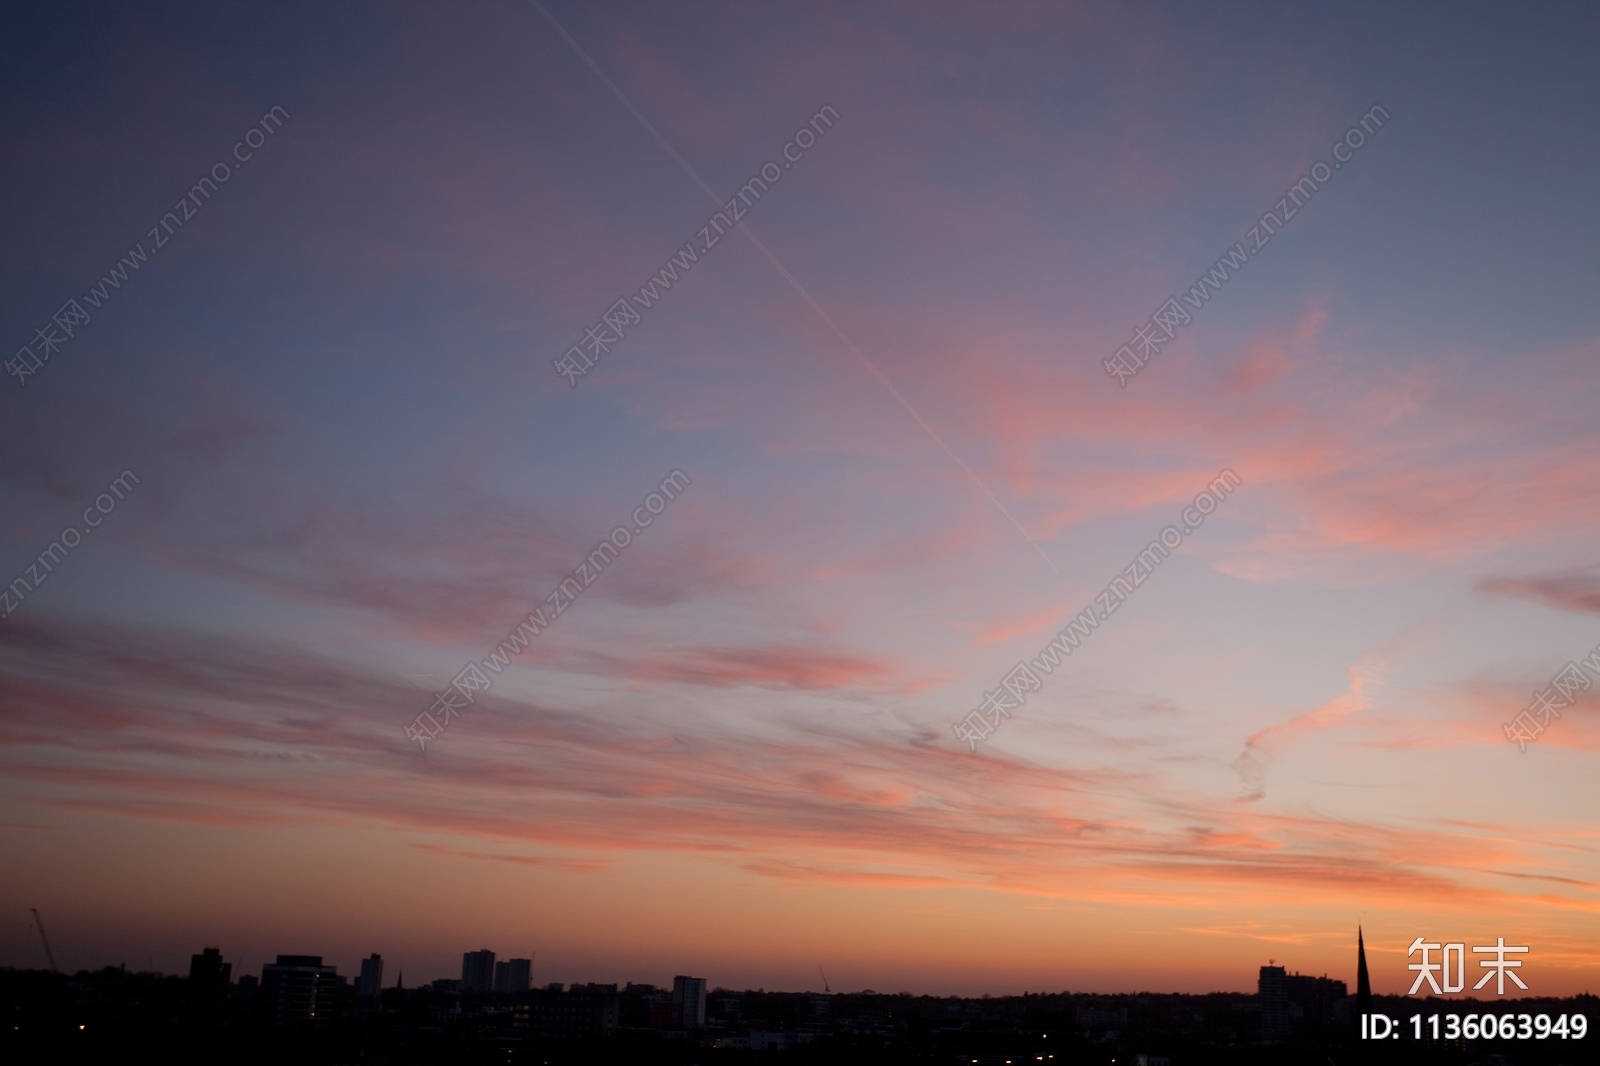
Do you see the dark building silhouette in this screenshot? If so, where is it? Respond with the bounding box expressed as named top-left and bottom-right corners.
top-left (1258, 964), bottom-right (1289, 1042)
top-left (357, 954), bottom-right (383, 998)
top-left (462, 949), bottom-right (495, 993)
top-left (188, 947), bottom-right (231, 987)
top-left (187, 947), bottom-right (231, 1014)
top-left (1356, 926), bottom-right (1372, 1015)
top-left (1285, 971), bottom-right (1347, 1025)
top-left (260, 955), bottom-right (340, 1024)
top-left (514, 983), bottom-right (620, 1041)
top-left (1077, 1002), bottom-right (1128, 1035)
top-left (494, 957), bottom-right (531, 993)
top-left (616, 983), bottom-right (672, 1028)
top-left (1256, 959), bottom-right (1346, 1040)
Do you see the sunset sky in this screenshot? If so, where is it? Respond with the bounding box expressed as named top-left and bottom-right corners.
top-left (3, 1), bottom-right (1599, 997)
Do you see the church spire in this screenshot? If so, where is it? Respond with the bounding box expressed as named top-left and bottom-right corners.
top-left (1356, 926), bottom-right (1372, 1014)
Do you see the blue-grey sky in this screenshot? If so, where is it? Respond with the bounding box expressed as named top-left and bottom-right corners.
top-left (3, 0), bottom-right (1599, 994)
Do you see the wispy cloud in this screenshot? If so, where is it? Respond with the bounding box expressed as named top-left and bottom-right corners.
top-left (4, 616), bottom-right (1590, 918)
top-left (1232, 662), bottom-right (1378, 801)
top-left (1479, 567), bottom-right (1600, 616)
top-left (411, 843), bottom-right (616, 875)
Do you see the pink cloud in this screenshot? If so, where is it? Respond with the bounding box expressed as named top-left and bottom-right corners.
top-left (966, 605), bottom-right (1061, 647)
top-left (1232, 662), bottom-right (1377, 800)
top-left (5, 616), bottom-right (1590, 918)
top-left (616, 645), bottom-right (897, 691)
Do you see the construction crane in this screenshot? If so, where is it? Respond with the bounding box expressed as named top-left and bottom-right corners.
top-left (30, 908), bottom-right (58, 972)
top-left (817, 965), bottom-right (831, 993)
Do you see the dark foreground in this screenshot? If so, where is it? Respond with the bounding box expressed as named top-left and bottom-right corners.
top-left (4, 967), bottom-right (1597, 1065)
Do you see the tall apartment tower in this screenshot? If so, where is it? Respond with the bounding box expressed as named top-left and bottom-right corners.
top-left (462, 949), bottom-right (496, 993)
top-left (260, 955), bottom-right (340, 1024)
top-left (672, 975), bottom-right (707, 1028)
top-left (187, 947), bottom-right (232, 1013)
top-left (1258, 964), bottom-right (1290, 1042)
top-left (357, 954), bottom-right (384, 997)
top-left (188, 947), bottom-right (232, 988)
top-left (494, 957), bottom-right (532, 994)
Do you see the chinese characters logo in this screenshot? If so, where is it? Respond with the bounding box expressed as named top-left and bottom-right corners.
top-left (1408, 937), bottom-right (1529, 995)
